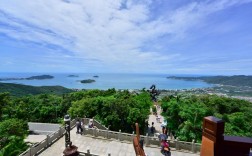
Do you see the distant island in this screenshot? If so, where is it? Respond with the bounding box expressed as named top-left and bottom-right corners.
top-left (0, 75), bottom-right (54, 81)
top-left (80, 79), bottom-right (96, 83)
top-left (167, 75), bottom-right (252, 87)
top-left (26, 75), bottom-right (54, 80)
top-left (68, 75), bottom-right (79, 77)
top-left (93, 75), bottom-right (99, 78)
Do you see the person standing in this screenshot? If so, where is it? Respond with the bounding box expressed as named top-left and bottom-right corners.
top-left (76, 119), bottom-right (81, 134)
top-left (150, 122), bottom-right (155, 135)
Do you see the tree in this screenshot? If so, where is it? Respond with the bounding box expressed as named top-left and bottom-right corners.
top-left (0, 93), bottom-right (10, 121)
top-left (0, 118), bottom-right (28, 154)
top-left (161, 94), bottom-right (252, 142)
top-left (68, 89), bottom-right (151, 134)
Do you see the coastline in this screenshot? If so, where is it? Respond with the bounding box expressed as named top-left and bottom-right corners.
top-left (1, 81), bottom-right (252, 102)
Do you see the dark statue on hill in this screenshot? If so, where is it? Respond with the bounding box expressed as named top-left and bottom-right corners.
top-left (149, 84), bottom-right (159, 102)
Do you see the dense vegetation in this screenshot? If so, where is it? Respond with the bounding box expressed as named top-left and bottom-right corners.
top-left (0, 82), bottom-right (73, 96)
top-left (0, 119), bottom-right (28, 156)
top-left (68, 89), bottom-right (152, 133)
top-left (0, 91), bottom-right (75, 155)
top-left (0, 88), bottom-right (152, 155)
top-left (161, 94), bottom-right (252, 142)
top-left (167, 75), bottom-right (252, 87)
top-left (1, 83), bottom-right (252, 154)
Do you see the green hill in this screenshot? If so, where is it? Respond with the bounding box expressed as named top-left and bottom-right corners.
top-left (0, 82), bottom-right (73, 96)
top-left (167, 75), bottom-right (252, 87)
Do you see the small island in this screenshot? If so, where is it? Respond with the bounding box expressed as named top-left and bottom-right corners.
top-left (26, 75), bottom-right (54, 80)
top-left (93, 75), bottom-right (99, 78)
top-left (68, 75), bottom-right (79, 77)
top-left (80, 79), bottom-right (96, 83)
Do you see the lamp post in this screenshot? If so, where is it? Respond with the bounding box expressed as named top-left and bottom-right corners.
top-left (63, 114), bottom-right (78, 156)
top-left (64, 114), bottom-right (72, 147)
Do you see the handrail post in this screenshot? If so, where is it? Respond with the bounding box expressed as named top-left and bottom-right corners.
top-left (106, 128), bottom-right (109, 139)
top-left (59, 126), bottom-right (62, 137)
top-left (118, 129), bottom-right (121, 141)
top-left (192, 139), bottom-right (195, 153)
top-left (46, 134), bottom-right (49, 147)
top-left (175, 137), bottom-right (179, 150)
top-left (145, 133), bottom-right (149, 146)
top-left (92, 128), bottom-right (95, 137)
top-left (132, 131), bottom-right (135, 141)
top-left (29, 146), bottom-right (32, 156)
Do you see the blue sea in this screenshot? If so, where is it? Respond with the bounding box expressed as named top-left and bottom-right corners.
top-left (0, 73), bottom-right (212, 90)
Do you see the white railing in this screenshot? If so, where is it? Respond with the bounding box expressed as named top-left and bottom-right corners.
top-left (82, 118), bottom-right (107, 130)
top-left (19, 119), bottom-right (76, 156)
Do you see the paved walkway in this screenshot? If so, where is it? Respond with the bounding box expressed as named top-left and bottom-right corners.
top-left (39, 129), bottom-right (199, 156)
top-left (148, 104), bottom-right (167, 136)
top-left (28, 122), bottom-right (60, 135)
top-left (149, 105), bottom-right (162, 131)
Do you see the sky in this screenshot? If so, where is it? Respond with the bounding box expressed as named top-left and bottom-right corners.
top-left (0, 0), bottom-right (252, 75)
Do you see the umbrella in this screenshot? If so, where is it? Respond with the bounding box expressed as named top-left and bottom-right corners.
top-left (158, 133), bottom-right (168, 140)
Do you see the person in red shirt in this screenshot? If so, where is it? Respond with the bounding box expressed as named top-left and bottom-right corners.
top-left (160, 138), bottom-right (171, 156)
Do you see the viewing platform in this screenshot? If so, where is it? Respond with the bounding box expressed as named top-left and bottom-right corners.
top-left (38, 127), bottom-right (199, 156)
top-left (21, 118), bottom-right (200, 156)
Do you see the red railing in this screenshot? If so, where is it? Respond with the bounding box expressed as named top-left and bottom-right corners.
top-left (200, 116), bottom-right (252, 156)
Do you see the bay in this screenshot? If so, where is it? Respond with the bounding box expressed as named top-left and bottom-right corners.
top-left (0, 73), bottom-right (212, 90)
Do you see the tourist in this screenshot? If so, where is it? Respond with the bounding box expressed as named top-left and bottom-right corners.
top-left (80, 120), bottom-right (83, 134)
top-left (160, 138), bottom-right (171, 156)
top-left (89, 120), bottom-right (94, 128)
top-left (76, 119), bottom-right (82, 134)
top-left (150, 122), bottom-right (155, 135)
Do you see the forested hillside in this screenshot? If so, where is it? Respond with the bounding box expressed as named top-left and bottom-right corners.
top-left (0, 82), bottom-right (73, 96)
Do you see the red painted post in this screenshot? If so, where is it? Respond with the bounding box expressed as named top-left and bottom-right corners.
top-left (200, 116), bottom-right (224, 156)
top-left (200, 116), bottom-right (252, 156)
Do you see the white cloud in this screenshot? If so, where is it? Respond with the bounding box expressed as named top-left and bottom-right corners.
top-left (0, 0), bottom-right (251, 73)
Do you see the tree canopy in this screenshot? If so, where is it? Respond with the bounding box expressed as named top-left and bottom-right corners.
top-left (68, 89), bottom-right (152, 133)
top-left (161, 94), bottom-right (252, 142)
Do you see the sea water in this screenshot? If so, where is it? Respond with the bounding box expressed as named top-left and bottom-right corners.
top-left (0, 73), bottom-right (212, 90)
